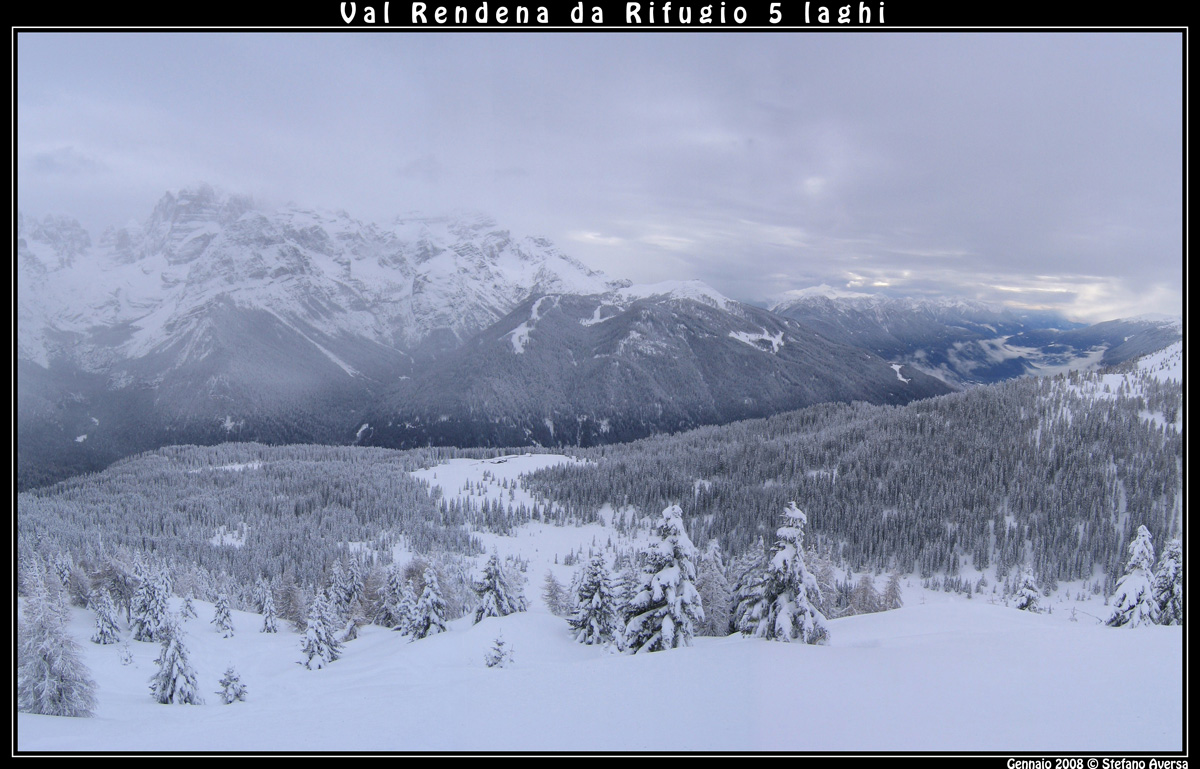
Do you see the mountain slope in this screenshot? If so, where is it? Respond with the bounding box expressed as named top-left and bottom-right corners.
top-left (364, 282), bottom-right (953, 448)
top-left (16, 187), bottom-right (619, 487)
top-left (771, 287), bottom-right (1180, 386)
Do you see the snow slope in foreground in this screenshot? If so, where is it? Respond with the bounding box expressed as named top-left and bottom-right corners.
top-left (17, 594), bottom-right (1183, 753)
top-left (18, 454), bottom-right (1185, 753)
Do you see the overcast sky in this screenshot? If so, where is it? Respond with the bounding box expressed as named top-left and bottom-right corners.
top-left (16, 32), bottom-right (1183, 321)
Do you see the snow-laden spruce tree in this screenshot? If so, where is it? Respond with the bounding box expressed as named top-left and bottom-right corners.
top-left (1107, 525), bottom-right (1158, 628)
top-left (850, 574), bottom-right (882, 615)
top-left (412, 571), bottom-right (448, 639)
top-left (300, 591), bottom-right (342, 669)
top-left (568, 554), bottom-right (620, 646)
top-left (131, 562), bottom-right (172, 642)
top-left (542, 570), bottom-right (570, 617)
top-left (473, 554), bottom-right (527, 623)
top-left (180, 592), bottom-right (198, 622)
top-left (376, 564), bottom-right (406, 629)
top-left (739, 503), bottom-right (829, 645)
top-left (149, 614), bottom-right (203, 705)
top-left (212, 594), bottom-right (234, 637)
top-left (695, 540), bottom-right (732, 636)
top-left (331, 558), bottom-right (368, 626)
top-left (622, 505), bottom-right (705, 654)
top-left (396, 579), bottom-right (419, 636)
top-left (730, 537), bottom-right (769, 635)
top-left (90, 588), bottom-right (122, 645)
top-left (1014, 568), bottom-right (1041, 612)
top-left (484, 632), bottom-right (513, 668)
top-left (882, 573), bottom-right (904, 610)
top-left (260, 587), bottom-right (279, 634)
top-left (18, 561), bottom-right (97, 718)
top-left (217, 666), bottom-right (248, 704)
top-left (1152, 539), bottom-right (1183, 626)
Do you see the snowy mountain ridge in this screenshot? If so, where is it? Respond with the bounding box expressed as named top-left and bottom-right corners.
top-left (18, 184), bottom-right (617, 370)
top-left (770, 285), bottom-right (1181, 387)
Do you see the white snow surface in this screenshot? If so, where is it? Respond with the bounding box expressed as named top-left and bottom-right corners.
top-left (410, 453), bottom-right (587, 515)
top-left (728, 328), bottom-right (785, 353)
top-left (505, 296), bottom-right (558, 354)
top-left (16, 453), bottom-right (1186, 753)
top-left (17, 451), bottom-right (1184, 753)
top-left (1059, 341), bottom-right (1185, 432)
top-left (17, 588), bottom-right (1182, 752)
top-left (770, 283), bottom-right (875, 307)
top-left (1134, 340), bottom-right (1183, 383)
top-left (616, 279), bottom-right (735, 310)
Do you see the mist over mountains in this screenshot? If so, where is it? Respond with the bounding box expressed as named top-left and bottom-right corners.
top-left (16, 186), bottom-right (1181, 489)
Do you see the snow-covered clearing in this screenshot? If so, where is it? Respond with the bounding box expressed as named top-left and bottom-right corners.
top-left (1060, 340), bottom-right (1184, 432)
top-left (728, 328), bottom-right (785, 353)
top-left (505, 295), bottom-right (557, 354)
top-left (410, 453), bottom-right (587, 515)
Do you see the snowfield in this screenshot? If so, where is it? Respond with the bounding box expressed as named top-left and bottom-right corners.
top-left (17, 452), bottom-right (1184, 753)
top-left (16, 593), bottom-right (1183, 753)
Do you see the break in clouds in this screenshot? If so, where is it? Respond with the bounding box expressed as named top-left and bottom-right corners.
top-left (16, 31), bottom-right (1182, 322)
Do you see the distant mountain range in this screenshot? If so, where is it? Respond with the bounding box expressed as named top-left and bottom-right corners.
top-left (362, 282), bottom-right (952, 449)
top-left (772, 286), bottom-right (1180, 386)
top-left (16, 186), bottom-right (1181, 489)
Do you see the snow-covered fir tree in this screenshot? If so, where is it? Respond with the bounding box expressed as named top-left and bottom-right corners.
top-left (484, 632), bottom-right (513, 668)
top-left (730, 537), bottom-right (769, 635)
top-left (148, 615), bottom-right (203, 705)
top-left (882, 573), bottom-right (904, 610)
top-left (1151, 539), bottom-right (1183, 626)
top-left (739, 503), bottom-right (829, 645)
top-left (473, 553), bottom-right (527, 623)
top-left (90, 588), bottom-right (122, 645)
top-left (217, 666), bottom-right (248, 704)
top-left (376, 564), bottom-right (406, 629)
top-left (807, 546), bottom-right (840, 619)
top-left (50, 551), bottom-right (74, 592)
top-left (1014, 568), bottom-right (1041, 612)
top-left (541, 570), bottom-right (570, 617)
top-left (396, 579), bottom-right (419, 636)
top-left (622, 505), bottom-right (705, 654)
top-left (212, 594), bottom-right (234, 637)
top-left (850, 574), bottom-right (882, 615)
top-left (180, 592), bottom-right (198, 622)
top-left (253, 577), bottom-right (272, 612)
top-left (300, 591), bottom-right (342, 670)
top-left (328, 559), bottom-right (364, 624)
top-left (261, 588), bottom-right (279, 634)
top-left (18, 561), bottom-right (97, 718)
top-left (1107, 525), bottom-right (1158, 628)
top-left (614, 561), bottom-right (640, 625)
top-left (568, 554), bottom-right (620, 646)
top-left (339, 615), bottom-right (361, 643)
top-left (412, 571), bottom-right (448, 639)
top-left (695, 540), bottom-right (732, 636)
top-left (131, 562), bottom-right (172, 642)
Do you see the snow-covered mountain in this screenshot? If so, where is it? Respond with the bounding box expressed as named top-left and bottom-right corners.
top-left (772, 287), bottom-right (1181, 386)
top-left (19, 185), bottom-right (615, 370)
top-left (363, 282), bottom-right (952, 448)
top-left (16, 188), bottom-right (1181, 490)
top-left (16, 187), bottom-right (620, 487)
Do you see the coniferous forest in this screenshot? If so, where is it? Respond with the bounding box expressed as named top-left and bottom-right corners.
top-left (17, 362), bottom-right (1181, 619)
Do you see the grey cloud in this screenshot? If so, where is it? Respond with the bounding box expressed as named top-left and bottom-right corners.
top-left (15, 31), bottom-right (1182, 322)
top-left (30, 146), bottom-right (107, 175)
